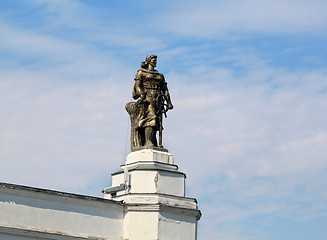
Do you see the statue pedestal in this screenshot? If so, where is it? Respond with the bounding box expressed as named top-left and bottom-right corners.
top-left (103, 149), bottom-right (201, 240)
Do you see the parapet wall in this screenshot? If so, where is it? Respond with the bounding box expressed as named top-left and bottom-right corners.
top-left (0, 182), bottom-right (124, 240)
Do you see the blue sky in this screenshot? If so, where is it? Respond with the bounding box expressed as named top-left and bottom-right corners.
top-left (1, 0), bottom-right (327, 239)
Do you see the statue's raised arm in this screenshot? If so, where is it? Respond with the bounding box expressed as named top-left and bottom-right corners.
top-left (126, 55), bottom-right (173, 152)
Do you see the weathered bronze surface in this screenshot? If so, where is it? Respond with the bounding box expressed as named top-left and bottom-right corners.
top-left (126, 55), bottom-right (173, 152)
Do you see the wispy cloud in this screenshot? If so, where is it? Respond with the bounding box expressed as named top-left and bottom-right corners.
top-left (164, 54), bottom-right (327, 239)
top-left (159, 0), bottom-right (327, 37)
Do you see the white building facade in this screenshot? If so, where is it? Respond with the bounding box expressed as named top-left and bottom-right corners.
top-left (0, 149), bottom-right (201, 240)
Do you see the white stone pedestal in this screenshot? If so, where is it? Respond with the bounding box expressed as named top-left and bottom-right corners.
top-left (103, 149), bottom-right (201, 240)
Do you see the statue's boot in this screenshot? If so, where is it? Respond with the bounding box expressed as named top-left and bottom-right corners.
top-left (144, 127), bottom-right (154, 147)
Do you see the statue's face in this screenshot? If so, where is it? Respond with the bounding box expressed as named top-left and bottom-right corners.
top-left (149, 58), bottom-right (157, 67)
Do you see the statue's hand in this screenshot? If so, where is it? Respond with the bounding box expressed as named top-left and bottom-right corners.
top-left (137, 94), bottom-right (149, 104)
top-left (167, 103), bottom-right (174, 110)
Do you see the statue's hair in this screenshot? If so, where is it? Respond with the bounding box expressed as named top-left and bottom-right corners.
top-left (141, 54), bottom-right (157, 69)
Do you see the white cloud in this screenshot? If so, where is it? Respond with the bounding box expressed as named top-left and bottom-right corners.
top-left (159, 0), bottom-right (327, 37)
top-left (160, 55), bottom-right (327, 237)
top-left (0, 76), bottom-right (133, 195)
top-left (22, 0), bottom-right (167, 51)
top-left (27, 0), bottom-right (96, 29)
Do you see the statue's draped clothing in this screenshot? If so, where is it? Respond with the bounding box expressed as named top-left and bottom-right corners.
top-left (126, 63), bottom-right (173, 152)
top-left (133, 69), bottom-right (168, 129)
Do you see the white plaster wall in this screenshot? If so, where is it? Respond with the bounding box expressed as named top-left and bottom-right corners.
top-left (112, 172), bottom-right (124, 187)
top-left (158, 212), bottom-right (197, 240)
top-left (130, 170), bottom-right (158, 194)
top-left (113, 170), bottom-right (185, 196)
top-left (0, 187), bottom-right (124, 240)
top-left (123, 211), bottom-right (159, 240)
top-left (157, 171), bottom-right (184, 197)
top-left (126, 149), bottom-right (174, 165)
top-left (1, 150), bottom-right (200, 240)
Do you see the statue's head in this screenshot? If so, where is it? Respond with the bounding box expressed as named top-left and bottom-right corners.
top-left (141, 54), bottom-right (157, 69)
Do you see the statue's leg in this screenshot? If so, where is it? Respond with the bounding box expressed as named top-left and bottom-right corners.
top-left (144, 127), bottom-right (154, 147)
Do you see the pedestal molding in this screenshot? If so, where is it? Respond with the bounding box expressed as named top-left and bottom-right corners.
top-left (124, 204), bottom-right (201, 220)
top-left (103, 149), bottom-right (200, 240)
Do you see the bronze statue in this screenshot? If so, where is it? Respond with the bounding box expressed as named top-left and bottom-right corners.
top-left (126, 55), bottom-right (173, 151)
